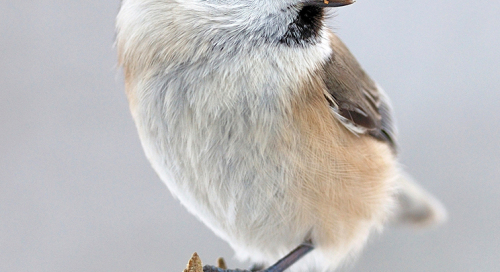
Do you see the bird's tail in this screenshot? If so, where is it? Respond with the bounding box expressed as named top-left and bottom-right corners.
top-left (389, 172), bottom-right (447, 227)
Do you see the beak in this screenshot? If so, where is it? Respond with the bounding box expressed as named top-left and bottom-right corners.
top-left (304, 0), bottom-right (355, 8)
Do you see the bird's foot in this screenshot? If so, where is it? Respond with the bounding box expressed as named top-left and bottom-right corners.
top-left (249, 264), bottom-right (265, 271)
top-left (202, 266), bottom-right (250, 272)
top-left (202, 243), bottom-right (314, 272)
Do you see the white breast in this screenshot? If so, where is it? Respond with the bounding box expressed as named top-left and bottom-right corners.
top-left (117, 1), bottom-right (396, 271)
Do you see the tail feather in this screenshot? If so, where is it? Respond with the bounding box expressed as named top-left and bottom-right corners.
top-left (390, 173), bottom-right (447, 227)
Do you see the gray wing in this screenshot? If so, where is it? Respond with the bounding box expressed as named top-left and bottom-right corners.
top-left (321, 34), bottom-right (448, 226)
top-left (321, 32), bottom-right (397, 151)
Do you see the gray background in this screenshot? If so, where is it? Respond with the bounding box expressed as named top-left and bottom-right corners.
top-left (1, 1), bottom-right (498, 271)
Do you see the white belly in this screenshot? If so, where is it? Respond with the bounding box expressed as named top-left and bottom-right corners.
top-left (129, 73), bottom-right (396, 271)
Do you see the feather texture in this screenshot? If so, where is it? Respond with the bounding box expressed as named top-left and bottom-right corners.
top-left (322, 31), bottom-right (397, 150)
top-left (116, 1), bottom-right (444, 271)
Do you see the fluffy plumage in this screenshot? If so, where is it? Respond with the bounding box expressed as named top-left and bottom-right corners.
top-left (116, 1), bottom-right (445, 271)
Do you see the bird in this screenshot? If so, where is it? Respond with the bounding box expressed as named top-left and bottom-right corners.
top-left (116, 0), bottom-right (447, 271)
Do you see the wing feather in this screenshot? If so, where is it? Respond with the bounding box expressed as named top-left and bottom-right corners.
top-left (322, 31), bottom-right (397, 151)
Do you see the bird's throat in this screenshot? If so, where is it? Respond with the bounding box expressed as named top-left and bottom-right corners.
top-left (279, 6), bottom-right (324, 46)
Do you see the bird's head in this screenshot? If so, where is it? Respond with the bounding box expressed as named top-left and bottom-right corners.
top-left (117, 0), bottom-right (354, 74)
top-left (169, 0), bottom-right (354, 46)
top-left (118, 0), bottom-right (353, 46)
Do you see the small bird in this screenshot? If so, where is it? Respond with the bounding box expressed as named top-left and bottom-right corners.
top-left (116, 0), bottom-right (446, 271)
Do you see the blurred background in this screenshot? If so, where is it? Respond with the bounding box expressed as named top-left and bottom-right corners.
top-left (1, 1), bottom-right (498, 271)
